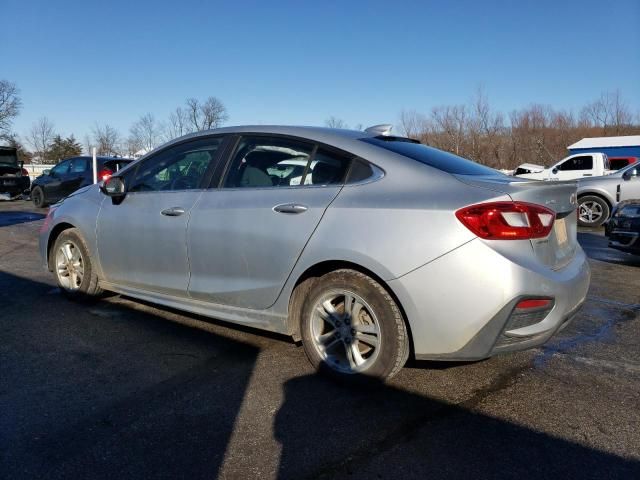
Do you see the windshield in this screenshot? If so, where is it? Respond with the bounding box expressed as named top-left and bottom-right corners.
top-left (360, 137), bottom-right (500, 175)
top-left (0, 148), bottom-right (18, 165)
top-left (618, 161), bottom-right (639, 175)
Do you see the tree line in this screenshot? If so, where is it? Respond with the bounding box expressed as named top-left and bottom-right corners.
top-left (0, 80), bottom-right (229, 164)
top-left (1, 78), bottom-right (638, 168)
top-left (395, 88), bottom-right (640, 169)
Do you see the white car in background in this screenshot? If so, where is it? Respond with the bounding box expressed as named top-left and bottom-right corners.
top-left (514, 153), bottom-right (611, 181)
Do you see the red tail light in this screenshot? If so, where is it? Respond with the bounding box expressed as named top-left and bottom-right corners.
top-left (21, 168), bottom-right (29, 176)
top-left (98, 168), bottom-right (113, 181)
top-left (456, 201), bottom-right (555, 240)
top-left (515, 298), bottom-right (553, 309)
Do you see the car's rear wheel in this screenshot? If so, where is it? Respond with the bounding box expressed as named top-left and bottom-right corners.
top-left (300, 269), bottom-right (409, 382)
top-left (32, 186), bottom-right (47, 208)
top-left (52, 228), bottom-right (102, 300)
top-left (578, 195), bottom-right (610, 227)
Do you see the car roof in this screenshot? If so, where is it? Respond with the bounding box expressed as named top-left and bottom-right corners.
top-left (148, 126), bottom-right (376, 157)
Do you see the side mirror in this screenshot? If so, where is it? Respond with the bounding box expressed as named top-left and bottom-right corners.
top-left (101, 176), bottom-right (126, 201)
top-left (623, 168), bottom-right (638, 180)
top-left (43, 169), bottom-right (51, 176)
top-left (552, 168), bottom-right (558, 175)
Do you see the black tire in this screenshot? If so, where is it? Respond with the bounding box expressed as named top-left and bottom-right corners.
top-left (578, 195), bottom-right (610, 227)
top-left (32, 186), bottom-right (47, 208)
top-left (300, 269), bottom-right (409, 382)
top-left (51, 228), bottom-right (103, 301)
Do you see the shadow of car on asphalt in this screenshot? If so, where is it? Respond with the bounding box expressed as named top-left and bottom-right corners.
top-left (0, 210), bottom-right (46, 227)
top-left (2, 270), bottom-right (639, 479)
top-left (578, 232), bottom-right (640, 267)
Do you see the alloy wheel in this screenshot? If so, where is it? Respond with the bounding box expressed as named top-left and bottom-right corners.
top-left (310, 290), bottom-right (382, 374)
top-left (55, 241), bottom-right (84, 291)
top-left (579, 201), bottom-right (603, 224)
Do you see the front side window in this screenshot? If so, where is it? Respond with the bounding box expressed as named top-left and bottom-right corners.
top-left (128, 137), bottom-right (223, 192)
top-left (223, 136), bottom-right (314, 188)
top-left (50, 160), bottom-right (71, 177)
top-left (70, 158), bottom-right (88, 173)
top-left (558, 156), bottom-right (593, 171)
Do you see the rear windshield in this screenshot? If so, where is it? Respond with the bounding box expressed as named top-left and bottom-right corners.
top-left (102, 159), bottom-right (132, 171)
top-left (0, 149), bottom-right (18, 165)
top-left (360, 137), bottom-right (499, 175)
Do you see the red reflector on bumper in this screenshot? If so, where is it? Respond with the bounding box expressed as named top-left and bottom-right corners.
top-left (516, 299), bottom-right (553, 309)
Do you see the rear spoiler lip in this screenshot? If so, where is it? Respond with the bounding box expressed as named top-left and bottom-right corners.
top-left (451, 174), bottom-right (578, 214)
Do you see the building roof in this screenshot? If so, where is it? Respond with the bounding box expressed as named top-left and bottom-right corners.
top-left (568, 135), bottom-right (640, 150)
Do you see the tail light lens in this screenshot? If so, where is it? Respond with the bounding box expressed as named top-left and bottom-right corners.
top-left (21, 168), bottom-right (29, 176)
top-left (98, 168), bottom-right (113, 181)
top-left (456, 201), bottom-right (555, 240)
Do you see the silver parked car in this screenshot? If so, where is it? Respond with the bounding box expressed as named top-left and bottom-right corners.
top-left (40, 126), bottom-right (590, 380)
top-left (577, 162), bottom-right (640, 227)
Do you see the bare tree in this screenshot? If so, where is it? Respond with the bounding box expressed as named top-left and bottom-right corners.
top-left (165, 106), bottom-right (190, 140)
top-left (398, 110), bottom-right (427, 139)
top-left (324, 116), bottom-right (348, 129)
top-left (92, 123), bottom-right (121, 156)
top-left (27, 117), bottom-right (56, 164)
top-left (185, 97), bottom-right (229, 131)
top-left (129, 113), bottom-right (163, 153)
top-left (580, 90), bottom-right (633, 135)
top-left (431, 105), bottom-right (467, 155)
top-left (0, 79), bottom-right (22, 138)
top-left (469, 87), bottom-right (505, 167)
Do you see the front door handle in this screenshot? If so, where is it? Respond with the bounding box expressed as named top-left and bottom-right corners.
top-left (273, 203), bottom-right (308, 214)
top-left (161, 207), bottom-right (186, 217)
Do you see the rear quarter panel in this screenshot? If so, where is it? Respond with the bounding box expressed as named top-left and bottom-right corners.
top-left (270, 158), bottom-right (512, 318)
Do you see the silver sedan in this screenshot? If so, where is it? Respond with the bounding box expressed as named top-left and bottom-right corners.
top-left (40, 126), bottom-right (590, 380)
top-left (577, 162), bottom-right (640, 227)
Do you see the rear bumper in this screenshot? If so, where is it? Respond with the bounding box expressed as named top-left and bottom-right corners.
top-left (0, 177), bottom-right (30, 196)
top-left (388, 239), bottom-right (591, 360)
top-left (608, 230), bottom-right (640, 255)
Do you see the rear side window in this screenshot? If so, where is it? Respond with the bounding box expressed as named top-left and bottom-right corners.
top-left (558, 156), bottom-right (593, 171)
top-left (304, 148), bottom-right (351, 186)
top-left (610, 158), bottom-right (630, 170)
top-left (102, 160), bottom-right (132, 172)
top-left (360, 137), bottom-right (498, 175)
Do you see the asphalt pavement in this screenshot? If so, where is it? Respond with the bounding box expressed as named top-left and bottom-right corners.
top-left (1, 200), bottom-right (639, 479)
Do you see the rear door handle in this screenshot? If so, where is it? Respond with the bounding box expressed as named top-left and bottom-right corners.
top-left (161, 207), bottom-right (186, 217)
top-left (273, 203), bottom-right (308, 214)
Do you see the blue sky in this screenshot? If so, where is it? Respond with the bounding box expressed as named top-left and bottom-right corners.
top-left (3, 0), bottom-right (639, 141)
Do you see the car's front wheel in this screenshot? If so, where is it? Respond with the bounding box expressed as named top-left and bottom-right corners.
top-left (300, 269), bottom-right (409, 382)
top-left (578, 195), bottom-right (610, 227)
top-left (32, 186), bottom-right (47, 208)
top-left (52, 228), bottom-right (102, 300)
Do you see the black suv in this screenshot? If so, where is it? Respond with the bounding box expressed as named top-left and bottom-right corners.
top-left (0, 146), bottom-right (31, 198)
top-left (605, 200), bottom-right (640, 256)
top-left (31, 156), bottom-right (133, 208)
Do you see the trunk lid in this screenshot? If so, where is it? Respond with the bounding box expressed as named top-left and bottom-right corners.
top-left (455, 174), bottom-right (578, 269)
top-left (0, 165), bottom-right (20, 177)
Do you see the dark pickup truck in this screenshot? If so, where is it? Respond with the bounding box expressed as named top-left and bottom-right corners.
top-left (0, 146), bottom-right (31, 198)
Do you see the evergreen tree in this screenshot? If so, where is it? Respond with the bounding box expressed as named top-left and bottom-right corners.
top-left (48, 134), bottom-right (83, 162)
